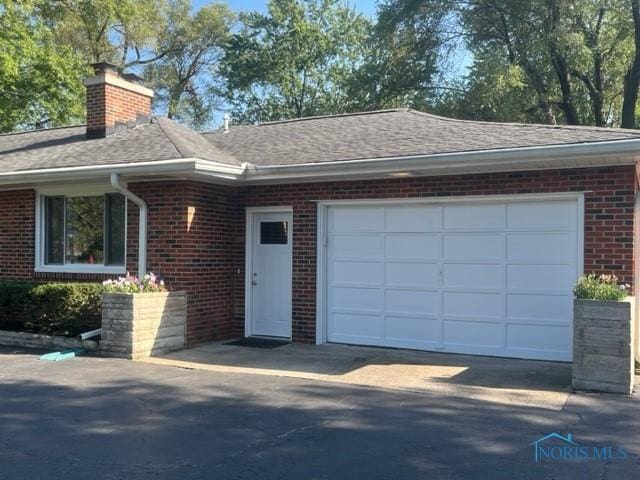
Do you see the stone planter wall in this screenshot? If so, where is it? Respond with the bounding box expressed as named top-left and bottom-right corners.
top-left (0, 330), bottom-right (99, 352)
top-left (101, 291), bottom-right (187, 359)
top-left (573, 298), bottom-right (635, 394)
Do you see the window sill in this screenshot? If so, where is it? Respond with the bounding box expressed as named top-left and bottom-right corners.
top-left (34, 265), bottom-right (126, 275)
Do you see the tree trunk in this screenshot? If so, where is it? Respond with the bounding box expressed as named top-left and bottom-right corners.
top-left (551, 53), bottom-right (580, 125)
top-left (622, 0), bottom-right (640, 128)
top-left (546, 0), bottom-right (580, 124)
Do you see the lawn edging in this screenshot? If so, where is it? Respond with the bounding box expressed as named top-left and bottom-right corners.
top-left (0, 330), bottom-right (99, 352)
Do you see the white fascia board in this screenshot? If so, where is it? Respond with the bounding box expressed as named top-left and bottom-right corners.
top-left (193, 159), bottom-right (246, 180)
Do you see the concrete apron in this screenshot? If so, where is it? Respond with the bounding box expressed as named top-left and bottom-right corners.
top-left (141, 342), bottom-right (572, 411)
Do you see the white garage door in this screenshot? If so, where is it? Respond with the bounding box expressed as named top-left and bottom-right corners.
top-left (325, 197), bottom-right (581, 361)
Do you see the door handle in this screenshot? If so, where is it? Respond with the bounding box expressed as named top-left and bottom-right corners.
top-left (251, 280), bottom-right (258, 286)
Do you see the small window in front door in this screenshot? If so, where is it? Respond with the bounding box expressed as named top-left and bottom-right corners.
top-left (260, 221), bottom-right (288, 244)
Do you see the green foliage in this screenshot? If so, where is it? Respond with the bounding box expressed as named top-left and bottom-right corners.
top-left (349, 0), bottom-right (452, 111)
top-left (0, 0), bottom-right (87, 132)
top-left (573, 274), bottom-right (629, 301)
top-left (144, 0), bottom-right (234, 128)
top-left (221, 0), bottom-right (372, 123)
top-left (0, 281), bottom-right (103, 336)
top-left (43, 0), bottom-right (166, 68)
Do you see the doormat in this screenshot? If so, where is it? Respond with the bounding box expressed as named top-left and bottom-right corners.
top-left (224, 337), bottom-right (290, 349)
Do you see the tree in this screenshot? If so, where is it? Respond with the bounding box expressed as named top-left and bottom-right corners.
top-left (143, 1), bottom-right (234, 128)
top-left (43, 0), bottom-right (168, 69)
top-left (0, 1), bottom-right (87, 132)
top-left (622, 0), bottom-right (640, 127)
top-left (349, 0), bottom-right (455, 111)
top-left (221, 0), bottom-right (371, 123)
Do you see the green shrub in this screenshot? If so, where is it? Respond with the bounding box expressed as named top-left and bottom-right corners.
top-left (573, 274), bottom-right (629, 301)
top-left (0, 281), bottom-right (103, 336)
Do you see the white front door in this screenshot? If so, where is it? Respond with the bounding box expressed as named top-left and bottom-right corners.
top-left (249, 211), bottom-right (292, 338)
top-left (324, 196), bottom-right (581, 361)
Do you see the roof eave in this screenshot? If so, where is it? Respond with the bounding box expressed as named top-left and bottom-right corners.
top-left (0, 158), bottom-right (246, 187)
top-left (0, 138), bottom-right (638, 187)
top-left (241, 139), bottom-right (640, 184)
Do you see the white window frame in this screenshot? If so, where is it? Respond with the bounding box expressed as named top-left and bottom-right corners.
top-left (35, 184), bottom-right (127, 274)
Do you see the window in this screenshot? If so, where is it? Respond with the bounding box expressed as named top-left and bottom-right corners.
top-left (38, 193), bottom-right (126, 272)
top-left (260, 221), bottom-right (288, 245)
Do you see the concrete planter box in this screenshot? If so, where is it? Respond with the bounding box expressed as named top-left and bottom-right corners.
top-left (0, 330), bottom-right (99, 351)
top-left (101, 291), bottom-right (187, 360)
top-left (573, 299), bottom-right (635, 394)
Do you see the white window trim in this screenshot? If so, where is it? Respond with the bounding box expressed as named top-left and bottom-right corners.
top-left (35, 185), bottom-right (127, 274)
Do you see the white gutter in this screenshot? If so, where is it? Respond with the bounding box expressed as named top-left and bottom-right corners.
top-left (110, 173), bottom-right (147, 277)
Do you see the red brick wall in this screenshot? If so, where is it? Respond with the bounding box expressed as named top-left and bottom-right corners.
top-left (127, 181), bottom-right (242, 345)
top-left (0, 189), bottom-right (35, 280)
top-left (0, 166), bottom-right (636, 346)
top-left (239, 166), bottom-right (637, 343)
top-left (0, 181), bottom-right (241, 346)
top-left (86, 81), bottom-right (151, 136)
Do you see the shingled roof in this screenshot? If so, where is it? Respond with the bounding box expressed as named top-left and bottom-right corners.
top-left (1, 109), bottom-right (640, 175)
top-left (0, 117), bottom-right (237, 174)
top-left (204, 109), bottom-right (640, 166)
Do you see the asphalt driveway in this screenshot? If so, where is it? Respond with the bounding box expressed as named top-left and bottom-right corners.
top-left (0, 346), bottom-right (639, 480)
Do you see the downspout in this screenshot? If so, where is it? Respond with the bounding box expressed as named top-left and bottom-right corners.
top-left (110, 173), bottom-right (147, 277)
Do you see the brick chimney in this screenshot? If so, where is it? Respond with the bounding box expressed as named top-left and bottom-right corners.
top-left (84, 62), bottom-right (154, 138)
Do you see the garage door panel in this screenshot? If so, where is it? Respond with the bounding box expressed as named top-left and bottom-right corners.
top-left (385, 234), bottom-right (441, 260)
top-left (332, 261), bottom-right (382, 286)
top-left (507, 233), bottom-right (576, 262)
top-left (507, 294), bottom-right (572, 323)
top-left (506, 324), bottom-right (571, 354)
top-left (331, 287), bottom-right (381, 312)
top-left (444, 320), bottom-right (503, 347)
top-left (443, 292), bottom-right (503, 319)
top-left (507, 264), bottom-right (574, 291)
top-left (443, 263), bottom-right (503, 289)
top-left (384, 316), bottom-right (442, 344)
top-left (444, 234), bottom-right (503, 261)
top-left (386, 262), bottom-right (439, 288)
top-left (507, 200), bottom-right (577, 230)
top-left (331, 235), bottom-right (383, 259)
top-left (385, 205), bottom-right (441, 232)
top-left (330, 312), bottom-right (382, 339)
top-left (326, 197), bottom-right (579, 361)
top-left (444, 204), bottom-right (505, 230)
top-left (385, 289), bottom-right (439, 316)
top-left (331, 207), bottom-right (384, 232)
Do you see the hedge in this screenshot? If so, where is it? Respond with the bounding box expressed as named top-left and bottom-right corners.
top-left (0, 281), bottom-right (103, 337)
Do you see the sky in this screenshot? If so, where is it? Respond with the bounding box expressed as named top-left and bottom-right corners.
top-left (192, 0), bottom-right (378, 18)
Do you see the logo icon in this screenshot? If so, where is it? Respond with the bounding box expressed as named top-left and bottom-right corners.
top-left (530, 433), bottom-right (627, 463)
